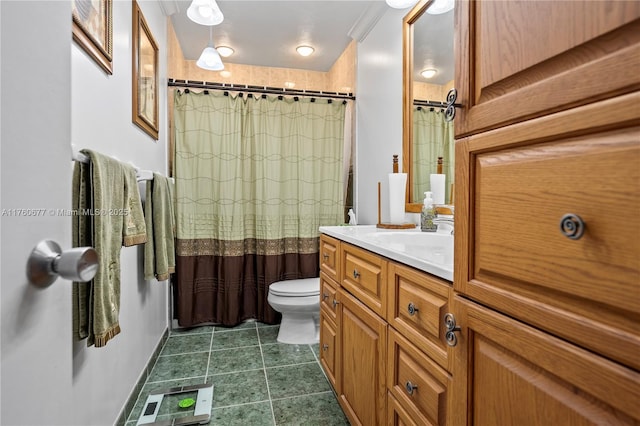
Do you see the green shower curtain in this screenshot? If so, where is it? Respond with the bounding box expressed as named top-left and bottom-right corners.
top-left (412, 107), bottom-right (454, 203)
top-left (173, 90), bottom-right (346, 326)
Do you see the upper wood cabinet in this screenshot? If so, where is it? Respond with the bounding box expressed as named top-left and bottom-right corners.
top-left (454, 0), bottom-right (640, 137)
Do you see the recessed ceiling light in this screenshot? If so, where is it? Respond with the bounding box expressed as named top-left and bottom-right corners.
top-left (421, 69), bottom-right (437, 79)
top-left (296, 45), bottom-right (314, 57)
top-left (426, 0), bottom-right (454, 15)
top-left (385, 0), bottom-right (419, 9)
top-left (216, 46), bottom-right (234, 57)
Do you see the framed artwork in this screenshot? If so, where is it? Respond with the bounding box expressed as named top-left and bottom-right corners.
top-left (132, 0), bottom-right (159, 140)
top-left (72, 0), bottom-right (113, 74)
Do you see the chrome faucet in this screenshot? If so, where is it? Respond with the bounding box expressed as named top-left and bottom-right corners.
top-left (433, 216), bottom-right (454, 235)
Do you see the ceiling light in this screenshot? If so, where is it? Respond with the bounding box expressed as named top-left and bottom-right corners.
top-left (421, 69), bottom-right (437, 79)
top-left (197, 28), bottom-right (224, 71)
top-left (296, 45), bottom-right (314, 57)
top-left (426, 0), bottom-right (454, 15)
top-left (216, 46), bottom-right (234, 57)
top-left (385, 0), bottom-right (419, 9)
top-left (187, 0), bottom-right (224, 26)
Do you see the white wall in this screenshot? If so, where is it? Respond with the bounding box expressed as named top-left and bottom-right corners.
top-left (1, 1), bottom-right (169, 424)
top-left (355, 7), bottom-right (408, 225)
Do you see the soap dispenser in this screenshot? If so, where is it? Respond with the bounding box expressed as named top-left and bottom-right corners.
top-left (421, 191), bottom-right (437, 232)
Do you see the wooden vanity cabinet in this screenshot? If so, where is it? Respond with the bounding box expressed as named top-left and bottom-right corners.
top-left (452, 1), bottom-right (640, 424)
top-left (320, 234), bottom-right (456, 425)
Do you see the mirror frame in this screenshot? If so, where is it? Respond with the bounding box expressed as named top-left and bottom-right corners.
top-left (403, 0), bottom-right (435, 213)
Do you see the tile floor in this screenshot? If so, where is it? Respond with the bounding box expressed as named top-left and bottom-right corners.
top-left (125, 321), bottom-right (349, 425)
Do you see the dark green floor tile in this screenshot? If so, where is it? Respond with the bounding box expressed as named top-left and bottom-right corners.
top-left (257, 325), bottom-right (280, 344)
top-left (261, 343), bottom-right (316, 367)
top-left (161, 333), bottom-right (212, 356)
top-left (147, 352), bottom-right (209, 383)
top-left (266, 363), bottom-right (330, 399)
top-left (208, 345), bottom-right (263, 374)
top-left (127, 377), bottom-right (206, 422)
top-left (211, 328), bottom-right (259, 349)
top-left (210, 401), bottom-right (274, 426)
top-left (310, 343), bottom-right (320, 358)
top-left (272, 392), bottom-right (349, 425)
top-left (215, 320), bottom-right (257, 332)
top-left (170, 325), bottom-right (214, 336)
top-left (207, 369), bottom-right (269, 407)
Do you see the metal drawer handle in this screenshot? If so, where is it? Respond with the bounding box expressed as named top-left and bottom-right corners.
top-left (323, 253), bottom-right (329, 260)
top-left (444, 313), bottom-right (461, 347)
top-left (352, 269), bottom-right (360, 279)
top-left (332, 299), bottom-right (340, 308)
top-left (407, 303), bottom-right (419, 316)
top-left (560, 213), bottom-right (585, 240)
top-left (322, 293), bottom-right (329, 301)
top-left (405, 381), bottom-right (418, 395)
top-left (322, 344), bottom-right (329, 351)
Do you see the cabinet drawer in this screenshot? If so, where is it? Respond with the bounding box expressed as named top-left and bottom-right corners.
top-left (341, 243), bottom-right (388, 317)
top-left (387, 393), bottom-right (422, 426)
top-left (320, 234), bottom-right (340, 282)
top-left (387, 262), bottom-right (453, 372)
top-left (459, 124), bottom-right (640, 370)
top-left (388, 328), bottom-right (451, 426)
top-left (319, 308), bottom-right (338, 391)
top-left (320, 271), bottom-right (338, 323)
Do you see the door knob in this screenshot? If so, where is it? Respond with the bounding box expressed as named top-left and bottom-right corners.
top-left (27, 240), bottom-right (98, 287)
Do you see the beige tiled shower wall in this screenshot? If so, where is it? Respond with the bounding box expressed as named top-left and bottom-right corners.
top-left (413, 79), bottom-right (454, 102)
top-left (167, 19), bottom-right (356, 94)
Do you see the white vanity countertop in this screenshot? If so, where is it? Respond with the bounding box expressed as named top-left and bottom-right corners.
top-left (319, 225), bottom-right (453, 282)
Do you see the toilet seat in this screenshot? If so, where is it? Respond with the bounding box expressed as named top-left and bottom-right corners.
top-left (269, 277), bottom-right (319, 297)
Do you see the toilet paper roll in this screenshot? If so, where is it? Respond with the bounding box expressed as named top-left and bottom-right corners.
top-left (430, 174), bottom-right (446, 205)
top-left (389, 173), bottom-right (407, 224)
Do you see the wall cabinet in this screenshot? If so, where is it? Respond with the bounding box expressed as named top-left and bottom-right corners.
top-left (455, 0), bottom-right (640, 137)
top-left (453, 1), bottom-right (640, 424)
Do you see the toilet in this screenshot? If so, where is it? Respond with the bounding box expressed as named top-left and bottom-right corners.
top-left (267, 277), bottom-right (320, 344)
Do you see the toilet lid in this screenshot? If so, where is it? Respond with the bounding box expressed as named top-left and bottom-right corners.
top-left (269, 277), bottom-right (320, 297)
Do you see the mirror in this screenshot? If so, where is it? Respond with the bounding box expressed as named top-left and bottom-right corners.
top-left (402, 0), bottom-right (455, 212)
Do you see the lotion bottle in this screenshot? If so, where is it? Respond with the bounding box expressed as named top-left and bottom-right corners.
top-left (421, 191), bottom-right (437, 232)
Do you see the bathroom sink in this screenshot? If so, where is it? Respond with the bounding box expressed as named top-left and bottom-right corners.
top-left (360, 231), bottom-right (453, 266)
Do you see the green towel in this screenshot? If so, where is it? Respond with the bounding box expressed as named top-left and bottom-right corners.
top-left (72, 150), bottom-right (147, 347)
top-left (144, 173), bottom-right (176, 281)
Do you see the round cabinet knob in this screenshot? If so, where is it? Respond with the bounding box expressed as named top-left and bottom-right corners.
top-left (352, 269), bottom-right (360, 279)
top-left (405, 381), bottom-right (418, 395)
top-left (322, 293), bottom-right (329, 300)
top-left (407, 303), bottom-right (419, 316)
top-left (559, 213), bottom-right (585, 240)
top-left (322, 344), bottom-right (329, 351)
top-left (323, 253), bottom-right (329, 260)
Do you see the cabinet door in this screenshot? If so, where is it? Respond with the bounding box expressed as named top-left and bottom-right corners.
top-left (338, 288), bottom-right (387, 426)
top-left (319, 308), bottom-right (339, 391)
top-left (450, 296), bottom-right (640, 426)
top-left (455, 0), bottom-right (640, 137)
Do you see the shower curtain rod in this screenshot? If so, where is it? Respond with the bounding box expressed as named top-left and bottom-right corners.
top-left (413, 99), bottom-right (447, 108)
top-left (168, 78), bottom-right (355, 101)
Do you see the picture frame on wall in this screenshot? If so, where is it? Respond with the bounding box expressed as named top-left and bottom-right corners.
top-left (132, 0), bottom-right (159, 140)
top-left (72, 0), bottom-right (113, 74)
